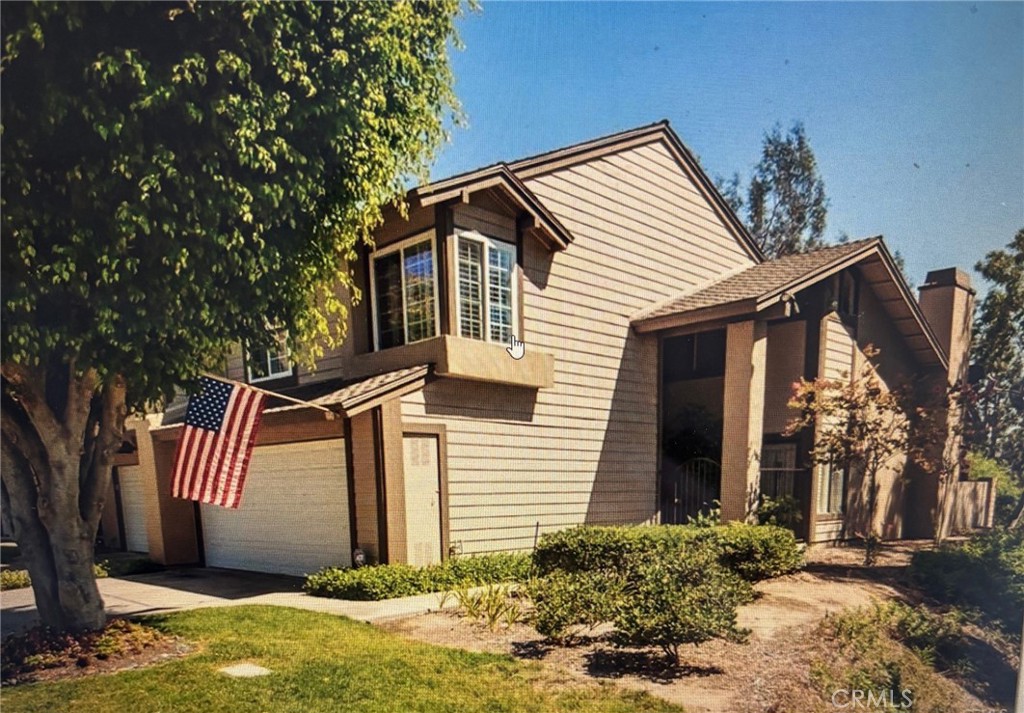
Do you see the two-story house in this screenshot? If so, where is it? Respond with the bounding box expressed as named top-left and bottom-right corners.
top-left (103, 122), bottom-right (993, 577)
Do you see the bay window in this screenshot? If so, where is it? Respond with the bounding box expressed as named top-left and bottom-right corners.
top-left (456, 231), bottom-right (517, 344)
top-left (371, 234), bottom-right (438, 350)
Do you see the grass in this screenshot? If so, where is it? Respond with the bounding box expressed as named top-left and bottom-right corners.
top-left (1, 606), bottom-right (682, 713)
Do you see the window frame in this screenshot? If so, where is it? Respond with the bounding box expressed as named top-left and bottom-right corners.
top-left (369, 231), bottom-right (441, 352)
top-left (454, 229), bottom-right (519, 345)
top-left (246, 327), bottom-right (293, 384)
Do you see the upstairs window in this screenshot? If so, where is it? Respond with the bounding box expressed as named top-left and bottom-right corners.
top-left (371, 234), bottom-right (438, 350)
top-left (456, 231), bottom-right (517, 344)
top-left (247, 327), bottom-right (292, 383)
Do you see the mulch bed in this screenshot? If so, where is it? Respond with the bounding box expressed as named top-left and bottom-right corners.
top-left (2, 618), bottom-right (192, 686)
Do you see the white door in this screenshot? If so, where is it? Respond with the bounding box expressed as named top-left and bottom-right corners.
top-left (403, 434), bottom-right (443, 567)
top-left (200, 439), bottom-right (350, 576)
top-left (117, 465), bottom-right (149, 553)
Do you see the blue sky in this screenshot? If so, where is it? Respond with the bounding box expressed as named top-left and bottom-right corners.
top-left (430, 2), bottom-right (1023, 289)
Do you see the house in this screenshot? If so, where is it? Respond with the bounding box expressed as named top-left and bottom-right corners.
top-left (101, 122), bottom-right (995, 577)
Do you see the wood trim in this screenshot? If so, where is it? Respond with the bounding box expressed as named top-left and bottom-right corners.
top-left (371, 406), bottom-right (390, 563)
top-left (515, 214), bottom-right (527, 339)
top-left (402, 422), bottom-right (450, 562)
top-left (111, 450), bottom-right (140, 467)
top-left (435, 203), bottom-right (452, 335)
top-left (342, 417), bottom-right (359, 562)
top-left (192, 501), bottom-right (206, 567)
top-left (112, 467), bottom-right (127, 552)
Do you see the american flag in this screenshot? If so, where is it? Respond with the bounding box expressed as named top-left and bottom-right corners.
top-left (170, 376), bottom-right (266, 509)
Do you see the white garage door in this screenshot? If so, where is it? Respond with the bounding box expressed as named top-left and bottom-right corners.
top-left (117, 465), bottom-right (149, 553)
top-left (200, 439), bottom-right (350, 576)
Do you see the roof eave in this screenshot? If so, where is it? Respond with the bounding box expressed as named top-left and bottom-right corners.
top-left (632, 299), bottom-right (758, 333)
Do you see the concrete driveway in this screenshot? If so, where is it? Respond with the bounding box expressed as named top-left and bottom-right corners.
top-left (1, 567), bottom-right (456, 637)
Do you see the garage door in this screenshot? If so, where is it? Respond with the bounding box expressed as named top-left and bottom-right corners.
top-left (117, 465), bottom-right (149, 553)
top-left (200, 439), bottom-right (350, 576)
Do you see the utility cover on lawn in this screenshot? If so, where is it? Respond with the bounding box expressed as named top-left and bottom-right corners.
top-left (218, 663), bottom-right (271, 678)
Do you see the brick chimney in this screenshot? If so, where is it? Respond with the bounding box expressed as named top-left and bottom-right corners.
top-left (917, 267), bottom-right (975, 384)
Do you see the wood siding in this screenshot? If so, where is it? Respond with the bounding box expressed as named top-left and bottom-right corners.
top-left (400, 139), bottom-right (756, 554)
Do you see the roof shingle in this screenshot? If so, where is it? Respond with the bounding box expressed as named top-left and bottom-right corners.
top-left (633, 238), bottom-right (880, 324)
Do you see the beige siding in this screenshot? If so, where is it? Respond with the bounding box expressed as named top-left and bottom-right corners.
top-left (763, 321), bottom-right (806, 434)
top-left (400, 140), bottom-right (755, 554)
top-left (822, 316), bottom-right (856, 382)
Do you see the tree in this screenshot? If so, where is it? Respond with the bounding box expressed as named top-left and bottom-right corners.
top-left (967, 230), bottom-right (1024, 508)
top-left (717, 122), bottom-right (828, 259)
top-left (785, 347), bottom-right (911, 565)
top-left (1, 1), bottom-right (463, 631)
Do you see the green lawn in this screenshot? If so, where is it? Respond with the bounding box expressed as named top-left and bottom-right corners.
top-left (2, 606), bottom-right (682, 713)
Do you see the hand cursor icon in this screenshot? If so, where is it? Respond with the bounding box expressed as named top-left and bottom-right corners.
top-left (506, 334), bottom-right (525, 360)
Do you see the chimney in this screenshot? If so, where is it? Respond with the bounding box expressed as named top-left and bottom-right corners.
top-left (917, 267), bottom-right (975, 384)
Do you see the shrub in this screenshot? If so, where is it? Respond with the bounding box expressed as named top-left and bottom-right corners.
top-left (910, 529), bottom-right (1024, 637)
top-left (0, 563), bottom-right (111, 591)
top-left (304, 552), bottom-right (531, 601)
top-left (532, 523), bottom-right (802, 582)
top-left (757, 494), bottom-right (803, 528)
top-left (812, 605), bottom-right (968, 713)
top-left (612, 551), bottom-right (751, 663)
top-left (713, 523), bottom-right (804, 582)
top-left (529, 570), bottom-right (624, 642)
top-left (875, 601), bottom-right (966, 670)
top-left (0, 569), bottom-right (31, 591)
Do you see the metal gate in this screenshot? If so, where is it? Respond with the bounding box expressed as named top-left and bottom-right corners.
top-left (661, 457), bottom-right (721, 524)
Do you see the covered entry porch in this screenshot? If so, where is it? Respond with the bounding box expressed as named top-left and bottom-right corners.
top-left (633, 239), bottom-right (951, 543)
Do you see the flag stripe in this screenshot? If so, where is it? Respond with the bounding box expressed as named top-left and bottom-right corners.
top-left (201, 386), bottom-right (246, 505)
top-left (211, 387), bottom-right (257, 506)
top-left (168, 376), bottom-right (267, 510)
top-left (226, 393), bottom-right (265, 508)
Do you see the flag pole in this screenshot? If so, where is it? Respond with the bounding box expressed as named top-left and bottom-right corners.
top-left (200, 373), bottom-right (338, 420)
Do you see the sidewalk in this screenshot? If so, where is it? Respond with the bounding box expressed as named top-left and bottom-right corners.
top-left (1, 567), bottom-right (458, 637)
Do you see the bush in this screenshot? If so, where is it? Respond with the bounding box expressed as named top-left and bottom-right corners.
top-left (0, 569), bottom-right (31, 591)
top-left (305, 552), bottom-right (531, 601)
top-left (612, 551), bottom-right (751, 663)
top-left (0, 563), bottom-right (111, 591)
top-left (911, 529), bottom-right (1024, 637)
top-left (713, 523), bottom-right (805, 581)
top-left (532, 523), bottom-right (802, 582)
top-left (529, 570), bottom-right (624, 642)
top-left (812, 604), bottom-right (970, 713)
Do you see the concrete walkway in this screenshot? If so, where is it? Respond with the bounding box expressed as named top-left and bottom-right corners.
top-left (0, 567), bottom-right (459, 637)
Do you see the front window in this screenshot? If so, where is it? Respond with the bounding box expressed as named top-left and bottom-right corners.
top-left (760, 442), bottom-right (798, 498)
top-left (456, 231), bottom-right (517, 344)
top-left (247, 328), bottom-right (292, 383)
top-left (817, 460), bottom-right (846, 516)
top-left (371, 234), bottom-right (438, 350)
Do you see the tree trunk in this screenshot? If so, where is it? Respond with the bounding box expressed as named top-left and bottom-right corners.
top-left (1, 363), bottom-right (126, 632)
top-left (1009, 492), bottom-right (1024, 530)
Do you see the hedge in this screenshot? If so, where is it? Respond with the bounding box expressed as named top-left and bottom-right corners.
top-left (533, 523), bottom-right (803, 582)
top-left (304, 552), bottom-right (531, 601)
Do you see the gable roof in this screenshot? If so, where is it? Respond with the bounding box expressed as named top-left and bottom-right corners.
top-left (632, 237), bottom-right (949, 370)
top-left (411, 121), bottom-right (765, 261)
top-left (412, 164), bottom-right (573, 251)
